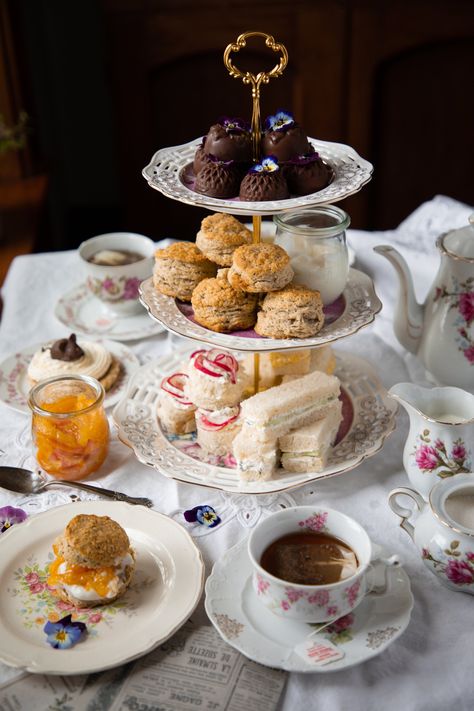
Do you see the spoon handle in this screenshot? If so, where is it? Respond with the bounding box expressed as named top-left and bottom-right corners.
top-left (46, 480), bottom-right (153, 507)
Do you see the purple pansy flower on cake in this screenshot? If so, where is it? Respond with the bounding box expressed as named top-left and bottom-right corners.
top-left (249, 156), bottom-right (280, 173)
top-left (264, 109), bottom-right (295, 132)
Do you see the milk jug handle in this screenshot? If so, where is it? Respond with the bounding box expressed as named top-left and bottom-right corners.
top-left (388, 487), bottom-right (425, 540)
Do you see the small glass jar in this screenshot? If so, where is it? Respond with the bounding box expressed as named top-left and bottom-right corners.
top-left (273, 205), bottom-right (350, 305)
top-left (28, 375), bottom-right (109, 481)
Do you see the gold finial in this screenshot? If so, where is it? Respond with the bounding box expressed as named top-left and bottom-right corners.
top-left (223, 31), bottom-right (288, 160)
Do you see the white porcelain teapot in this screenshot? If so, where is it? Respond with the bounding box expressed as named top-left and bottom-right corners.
top-left (389, 474), bottom-right (474, 594)
top-left (375, 216), bottom-right (474, 390)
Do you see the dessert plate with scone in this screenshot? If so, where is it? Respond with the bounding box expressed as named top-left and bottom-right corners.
top-left (0, 338), bottom-right (140, 413)
top-left (0, 500), bottom-right (204, 674)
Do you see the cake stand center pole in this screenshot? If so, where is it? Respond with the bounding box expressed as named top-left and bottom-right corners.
top-left (224, 31), bottom-right (288, 395)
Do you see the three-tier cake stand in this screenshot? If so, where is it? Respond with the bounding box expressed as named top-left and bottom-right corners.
top-left (113, 32), bottom-right (397, 494)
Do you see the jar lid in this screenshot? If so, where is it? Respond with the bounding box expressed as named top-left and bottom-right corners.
top-left (273, 205), bottom-right (350, 238)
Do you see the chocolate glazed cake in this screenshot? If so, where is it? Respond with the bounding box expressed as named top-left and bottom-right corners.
top-left (239, 156), bottom-right (289, 201)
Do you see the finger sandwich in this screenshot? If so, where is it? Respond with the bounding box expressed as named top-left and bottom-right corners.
top-left (279, 399), bottom-right (342, 473)
top-left (239, 369), bottom-right (341, 443)
top-left (232, 431), bottom-right (279, 482)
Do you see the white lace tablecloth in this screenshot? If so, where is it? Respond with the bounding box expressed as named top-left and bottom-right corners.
top-left (0, 195), bottom-right (473, 710)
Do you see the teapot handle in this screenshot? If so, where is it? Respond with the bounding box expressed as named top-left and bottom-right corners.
top-left (388, 487), bottom-right (425, 541)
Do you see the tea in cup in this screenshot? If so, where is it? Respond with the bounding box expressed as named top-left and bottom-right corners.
top-left (79, 232), bottom-right (155, 315)
top-left (248, 506), bottom-right (374, 622)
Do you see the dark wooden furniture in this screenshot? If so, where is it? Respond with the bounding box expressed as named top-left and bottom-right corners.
top-left (101, 0), bottom-right (474, 238)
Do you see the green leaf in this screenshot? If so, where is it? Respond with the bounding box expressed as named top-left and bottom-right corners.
top-left (423, 429), bottom-right (430, 437)
top-left (451, 541), bottom-right (460, 549)
top-left (437, 470), bottom-right (454, 479)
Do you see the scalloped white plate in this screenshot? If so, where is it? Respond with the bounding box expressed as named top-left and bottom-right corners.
top-left (112, 349), bottom-right (398, 495)
top-left (139, 268), bottom-right (381, 353)
top-left (142, 137), bottom-right (373, 216)
top-left (205, 538), bottom-right (413, 672)
top-left (0, 501), bottom-right (204, 675)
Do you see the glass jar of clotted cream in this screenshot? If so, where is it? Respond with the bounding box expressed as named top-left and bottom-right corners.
top-left (273, 205), bottom-right (350, 305)
top-left (29, 375), bottom-right (109, 481)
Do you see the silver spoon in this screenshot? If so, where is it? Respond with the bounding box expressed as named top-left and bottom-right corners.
top-left (0, 466), bottom-right (153, 508)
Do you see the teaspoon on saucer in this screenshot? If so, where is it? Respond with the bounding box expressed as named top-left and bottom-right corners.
top-left (0, 466), bottom-right (153, 508)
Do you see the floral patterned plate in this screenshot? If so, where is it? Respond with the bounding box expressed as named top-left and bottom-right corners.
top-left (112, 349), bottom-right (398, 494)
top-left (0, 500), bottom-right (204, 675)
top-left (0, 339), bottom-right (140, 414)
top-left (55, 283), bottom-right (163, 341)
top-left (205, 537), bottom-right (413, 673)
top-left (139, 268), bottom-right (382, 353)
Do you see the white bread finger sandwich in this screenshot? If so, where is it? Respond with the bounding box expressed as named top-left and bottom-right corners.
top-left (232, 430), bottom-right (279, 482)
top-left (48, 514), bottom-right (135, 608)
top-left (279, 399), bottom-right (342, 473)
top-left (240, 369), bottom-right (341, 443)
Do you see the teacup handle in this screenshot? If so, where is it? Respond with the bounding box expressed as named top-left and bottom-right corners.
top-left (366, 554), bottom-right (401, 596)
top-left (388, 487), bottom-right (425, 541)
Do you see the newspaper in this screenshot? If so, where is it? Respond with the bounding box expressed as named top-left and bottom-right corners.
top-left (0, 623), bottom-right (286, 711)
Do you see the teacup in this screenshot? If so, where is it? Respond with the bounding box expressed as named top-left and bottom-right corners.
top-left (248, 506), bottom-right (374, 622)
top-left (79, 232), bottom-right (155, 316)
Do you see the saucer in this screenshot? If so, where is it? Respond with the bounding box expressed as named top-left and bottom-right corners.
top-left (0, 339), bottom-right (140, 413)
top-left (205, 538), bottom-right (413, 673)
top-left (55, 283), bottom-right (163, 341)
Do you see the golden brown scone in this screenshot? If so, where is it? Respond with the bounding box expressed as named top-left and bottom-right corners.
top-left (255, 284), bottom-right (325, 338)
top-left (98, 356), bottom-right (122, 391)
top-left (196, 213), bottom-right (252, 266)
top-left (57, 514), bottom-right (130, 568)
top-left (191, 273), bottom-right (258, 332)
top-left (153, 242), bottom-right (217, 301)
top-left (227, 243), bottom-right (293, 293)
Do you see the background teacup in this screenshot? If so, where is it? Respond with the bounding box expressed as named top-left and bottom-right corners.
top-left (248, 506), bottom-right (372, 622)
top-left (79, 232), bottom-right (155, 316)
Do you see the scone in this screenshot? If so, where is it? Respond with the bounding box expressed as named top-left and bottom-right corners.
top-left (196, 405), bottom-right (241, 456)
top-left (153, 242), bottom-right (217, 302)
top-left (157, 372), bottom-right (196, 434)
top-left (191, 269), bottom-right (258, 333)
top-left (185, 348), bottom-right (245, 409)
top-left (227, 243), bottom-right (294, 293)
top-left (27, 334), bottom-right (122, 392)
top-left (47, 515), bottom-right (136, 608)
top-left (196, 213), bottom-right (252, 266)
top-left (255, 284), bottom-right (325, 338)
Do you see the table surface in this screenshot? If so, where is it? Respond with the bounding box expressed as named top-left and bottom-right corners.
top-left (0, 195), bottom-right (473, 711)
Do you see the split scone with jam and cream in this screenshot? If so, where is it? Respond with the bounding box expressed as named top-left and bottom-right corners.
top-left (27, 334), bottom-right (121, 391)
top-left (47, 514), bottom-right (135, 608)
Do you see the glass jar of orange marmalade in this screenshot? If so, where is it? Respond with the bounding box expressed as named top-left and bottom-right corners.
top-left (28, 375), bottom-right (109, 481)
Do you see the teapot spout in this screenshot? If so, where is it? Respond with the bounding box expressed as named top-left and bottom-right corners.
top-left (374, 245), bottom-right (424, 354)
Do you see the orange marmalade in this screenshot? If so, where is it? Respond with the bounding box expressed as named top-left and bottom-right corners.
top-left (29, 376), bottom-right (109, 481)
top-left (48, 553), bottom-right (116, 598)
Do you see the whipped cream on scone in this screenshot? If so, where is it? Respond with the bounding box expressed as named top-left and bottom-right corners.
top-left (28, 338), bottom-right (112, 382)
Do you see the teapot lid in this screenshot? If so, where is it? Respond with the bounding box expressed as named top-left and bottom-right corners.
top-left (440, 214), bottom-right (474, 260)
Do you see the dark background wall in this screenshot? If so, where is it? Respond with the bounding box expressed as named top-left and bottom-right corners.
top-left (1, 0), bottom-right (474, 257)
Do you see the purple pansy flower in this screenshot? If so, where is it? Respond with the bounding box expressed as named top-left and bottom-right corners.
top-left (218, 116), bottom-right (250, 134)
top-left (44, 614), bottom-right (87, 649)
top-left (264, 109), bottom-right (294, 132)
top-left (0, 506), bottom-right (27, 533)
top-left (249, 156), bottom-right (280, 173)
top-left (184, 505), bottom-right (221, 528)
